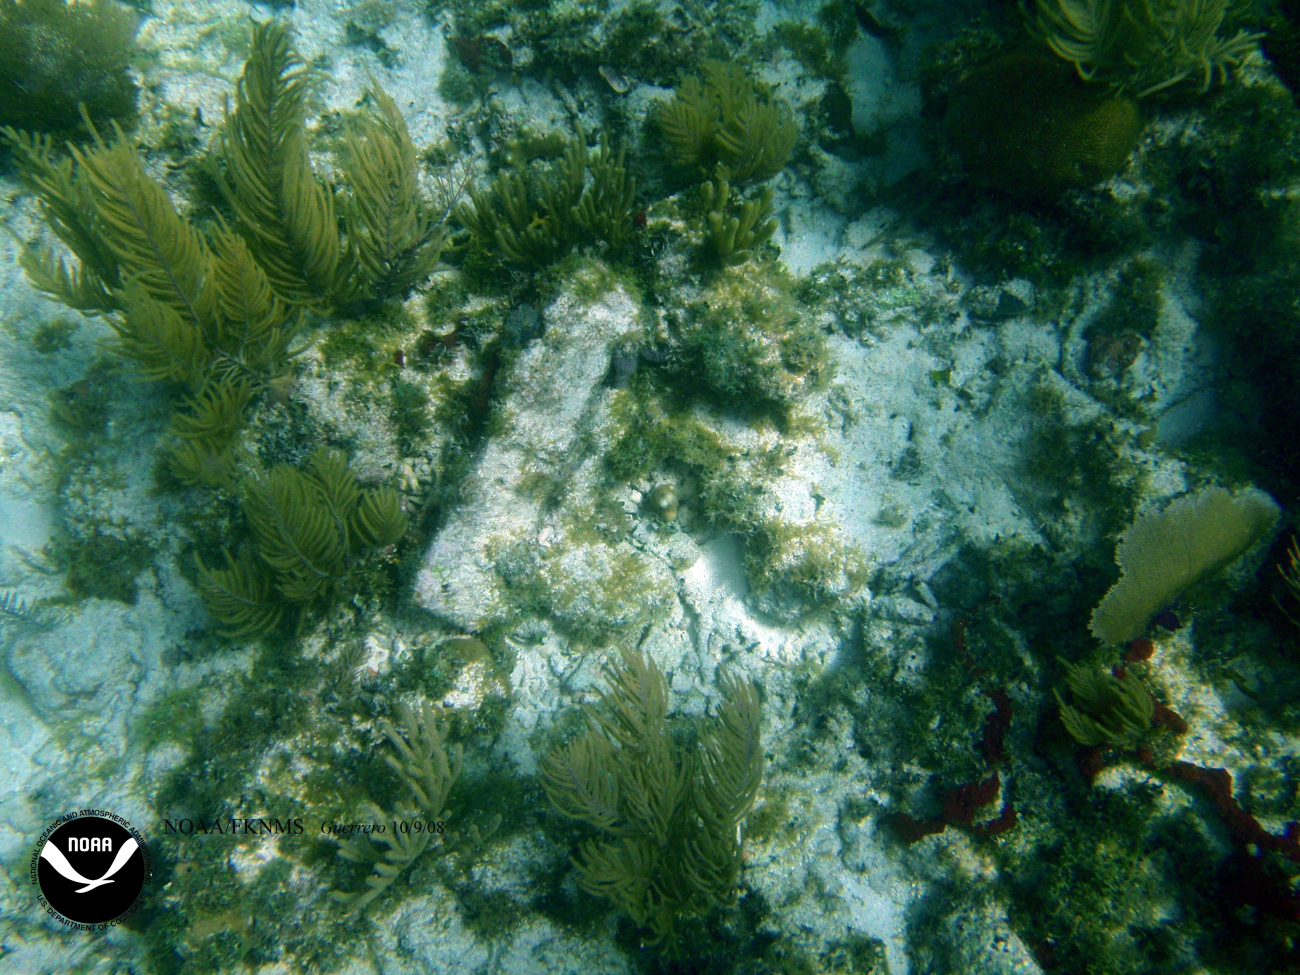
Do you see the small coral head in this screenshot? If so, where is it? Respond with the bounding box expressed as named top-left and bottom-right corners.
top-left (944, 52), bottom-right (1144, 200)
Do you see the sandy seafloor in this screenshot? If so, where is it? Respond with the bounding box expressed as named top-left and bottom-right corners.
top-left (3, 0), bottom-right (1300, 973)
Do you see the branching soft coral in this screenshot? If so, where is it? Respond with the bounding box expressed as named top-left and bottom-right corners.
top-left (196, 449), bottom-right (407, 636)
top-left (455, 129), bottom-right (636, 268)
top-left (541, 650), bottom-right (764, 945)
top-left (656, 60), bottom-right (798, 184)
top-left (1029, 0), bottom-right (1263, 98)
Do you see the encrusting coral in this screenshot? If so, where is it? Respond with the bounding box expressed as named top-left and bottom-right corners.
top-left (656, 60), bottom-right (798, 185)
top-left (1028, 0), bottom-right (1263, 99)
top-left (541, 649), bottom-right (764, 945)
top-left (196, 448), bottom-right (407, 637)
top-left (943, 52), bottom-right (1146, 199)
top-left (946, 2), bottom-right (1262, 198)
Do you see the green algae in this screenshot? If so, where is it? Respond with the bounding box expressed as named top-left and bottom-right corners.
top-left (682, 260), bottom-right (832, 408)
top-left (29, 317), bottom-right (79, 355)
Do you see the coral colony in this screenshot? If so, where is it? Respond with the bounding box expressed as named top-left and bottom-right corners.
top-left (7, 0), bottom-right (1300, 972)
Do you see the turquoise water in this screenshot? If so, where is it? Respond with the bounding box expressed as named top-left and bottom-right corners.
top-left (2, 1), bottom-right (1300, 972)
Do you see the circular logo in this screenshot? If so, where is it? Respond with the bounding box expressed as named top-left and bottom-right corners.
top-left (32, 812), bottom-right (151, 928)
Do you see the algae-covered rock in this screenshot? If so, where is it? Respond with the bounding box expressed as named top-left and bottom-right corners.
top-left (496, 535), bottom-right (674, 644)
top-left (682, 261), bottom-right (830, 407)
top-left (0, 0), bottom-right (139, 134)
top-left (413, 278), bottom-right (642, 631)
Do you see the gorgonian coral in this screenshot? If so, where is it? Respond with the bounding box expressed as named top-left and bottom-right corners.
top-left (456, 129), bottom-right (637, 268)
top-left (541, 650), bottom-right (764, 945)
top-left (1029, 0), bottom-right (1263, 98)
top-left (656, 60), bottom-right (798, 185)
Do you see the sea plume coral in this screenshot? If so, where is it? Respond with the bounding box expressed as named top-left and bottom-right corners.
top-left (1028, 0), bottom-right (1263, 98)
top-left (541, 649), bottom-right (764, 945)
top-left (656, 60), bottom-right (798, 185)
top-left (196, 449), bottom-right (407, 636)
top-left (1055, 658), bottom-right (1155, 747)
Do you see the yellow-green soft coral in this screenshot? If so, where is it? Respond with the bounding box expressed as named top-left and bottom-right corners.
top-left (331, 702), bottom-right (477, 914)
top-left (701, 178), bottom-right (777, 267)
top-left (541, 649), bottom-right (764, 946)
top-left (220, 22), bottom-right (448, 307)
top-left (656, 60), bottom-right (798, 185)
top-left (196, 448), bottom-right (407, 637)
top-left (1029, 0), bottom-right (1263, 98)
top-left (4, 123), bottom-right (301, 484)
top-left (456, 130), bottom-right (636, 268)
top-left (1054, 658), bottom-right (1154, 747)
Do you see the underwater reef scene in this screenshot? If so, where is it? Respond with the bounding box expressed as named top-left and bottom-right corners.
top-left (8, 0), bottom-right (1300, 972)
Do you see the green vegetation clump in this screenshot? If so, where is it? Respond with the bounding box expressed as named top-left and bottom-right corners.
top-left (1029, 0), bottom-right (1262, 99)
top-left (769, 2), bottom-right (860, 84)
top-left (441, 0), bottom-right (761, 91)
top-left (1089, 257), bottom-right (1164, 341)
top-left (0, 0), bottom-right (139, 135)
top-left (51, 525), bottom-right (153, 605)
top-left (29, 317), bottom-right (78, 354)
top-left (746, 518), bottom-right (869, 610)
top-left (682, 261), bottom-right (830, 407)
top-left (456, 129), bottom-right (636, 268)
top-left (656, 60), bottom-right (798, 185)
top-left (1263, 0), bottom-right (1300, 98)
top-left (604, 380), bottom-right (863, 614)
top-left (1009, 783), bottom-right (1216, 975)
top-left (541, 649), bottom-right (764, 946)
top-left (496, 530), bottom-right (673, 646)
top-left (196, 448), bottom-right (407, 637)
